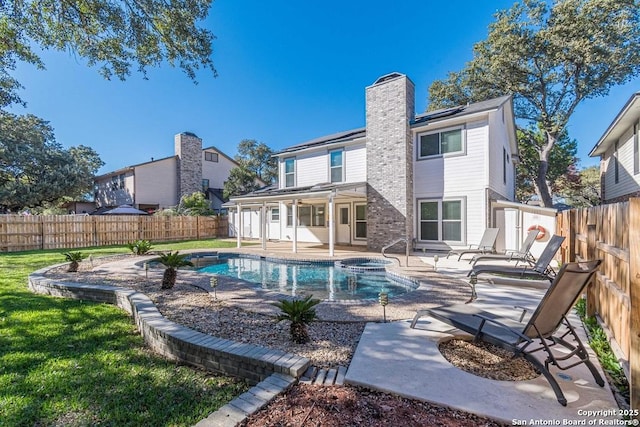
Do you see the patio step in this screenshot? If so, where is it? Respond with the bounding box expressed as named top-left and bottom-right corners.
top-left (299, 365), bottom-right (347, 386)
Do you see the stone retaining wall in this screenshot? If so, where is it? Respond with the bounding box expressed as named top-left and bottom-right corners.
top-left (28, 266), bottom-right (310, 385)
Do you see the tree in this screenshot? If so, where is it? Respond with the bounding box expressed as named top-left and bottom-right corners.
top-left (516, 126), bottom-right (577, 203)
top-left (158, 251), bottom-right (193, 289)
top-left (0, 112), bottom-right (104, 211)
top-left (272, 295), bottom-right (321, 344)
top-left (223, 139), bottom-right (277, 199)
top-left (428, 0), bottom-right (640, 207)
top-left (555, 165), bottom-right (601, 207)
top-left (0, 0), bottom-right (216, 109)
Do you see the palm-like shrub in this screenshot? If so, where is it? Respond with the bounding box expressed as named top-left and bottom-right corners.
top-left (158, 251), bottom-right (193, 289)
top-left (62, 252), bottom-right (85, 272)
top-left (272, 295), bottom-right (321, 344)
top-left (126, 240), bottom-right (153, 255)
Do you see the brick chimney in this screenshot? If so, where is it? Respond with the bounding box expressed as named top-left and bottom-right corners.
top-left (175, 132), bottom-right (203, 201)
top-left (365, 73), bottom-right (415, 252)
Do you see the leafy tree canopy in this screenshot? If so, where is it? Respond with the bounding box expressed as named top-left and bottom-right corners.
top-left (0, 0), bottom-right (216, 109)
top-left (0, 111), bottom-right (104, 211)
top-left (516, 125), bottom-right (577, 202)
top-left (555, 165), bottom-right (601, 207)
top-left (428, 0), bottom-right (640, 207)
top-left (223, 139), bottom-right (277, 199)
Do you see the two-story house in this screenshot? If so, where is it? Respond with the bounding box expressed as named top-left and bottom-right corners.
top-left (94, 132), bottom-right (238, 212)
top-left (589, 91), bottom-right (640, 203)
top-left (226, 73), bottom-right (518, 254)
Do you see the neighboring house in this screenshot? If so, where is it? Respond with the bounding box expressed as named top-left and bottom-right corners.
top-left (589, 91), bottom-right (640, 204)
top-left (94, 132), bottom-right (238, 212)
top-left (225, 73), bottom-right (519, 254)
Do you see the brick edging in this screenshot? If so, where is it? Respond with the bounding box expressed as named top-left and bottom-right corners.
top-left (27, 265), bottom-right (311, 386)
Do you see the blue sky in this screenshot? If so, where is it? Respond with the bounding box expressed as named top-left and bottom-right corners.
top-left (10, 0), bottom-right (640, 175)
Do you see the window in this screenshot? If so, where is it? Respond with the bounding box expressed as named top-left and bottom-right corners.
top-left (634, 121), bottom-right (639, 175)
top-left (119, 174), bottom-right (125, 189)
top-left (503, 148), bottom-right (507, 184)
top-left (418, 127), bottom-right (463, 158)
top-left (418, 200), bottom-right (463, 243)
top-left (271, 208), bottom-right (280, 222)
top-left (329, 150), bottom-right (343, 183)
top-left (355, 204), bottom-right (367, 239)
top-left (202, 179), bottom-right (210, 192)
top-left (614, 141), bottom-right (619, 184)
top-left (111, 176), bottom-right (118, 191)
top-left (286, 204), bottom-right (325, 227)
top-left (284, 158), bottom-right (295, 187)
top-left (339, 207), bottom-right (349, 225)
top-left (205, 152), bottom-right (218, 162)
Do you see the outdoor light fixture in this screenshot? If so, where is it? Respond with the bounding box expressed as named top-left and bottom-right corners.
top-left (144, 262), bottom-right (148, 280)
top-left (468, 275), bottom-right (478, 303)
top-left (378, 289), bottom-right (389, 323)
top-left (88, 255), bottom-right (93, 268)
top-left (210, 275), bottom-right (218, 300)
top-left (433, 254), bottom-right (439, 271)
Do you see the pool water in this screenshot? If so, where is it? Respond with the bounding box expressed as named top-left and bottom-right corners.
top-left (192, 254), bottom-right (416, 301)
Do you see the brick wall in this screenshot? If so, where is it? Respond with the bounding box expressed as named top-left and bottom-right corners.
top-left (365, 73), bottom-right (415, 252)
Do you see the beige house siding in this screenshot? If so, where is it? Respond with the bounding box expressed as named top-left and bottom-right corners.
top-left (135, 158), bottom-right (178, 208)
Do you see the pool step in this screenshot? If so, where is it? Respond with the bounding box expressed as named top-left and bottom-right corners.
top-left (299, 365), bottom-right (347, 386)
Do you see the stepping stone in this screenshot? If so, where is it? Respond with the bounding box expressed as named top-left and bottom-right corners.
top-left (313, 369), bottom-right (327, 386)
top-left (335, 366), bottom-right (347, 385)
top-left (299, 366), bottom-right (317, 384)
top-left (324, 368), bottom-right (337, 385)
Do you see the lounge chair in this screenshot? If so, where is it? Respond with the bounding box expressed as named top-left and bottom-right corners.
top-left (469, 229), bottom-right (539, 266)
top-left (446, 228), bottom-right (499, 261)
top-left (465, 235), bottom-right (565, 300)
top-left (411, 260), bottom-right (604, 406)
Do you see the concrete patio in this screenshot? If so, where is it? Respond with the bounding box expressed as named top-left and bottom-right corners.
top-left (231, 241), bottom-right (622, 424)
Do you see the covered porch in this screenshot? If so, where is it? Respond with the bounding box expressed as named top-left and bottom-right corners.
top-left (225, 182), bottom-right (368, 256)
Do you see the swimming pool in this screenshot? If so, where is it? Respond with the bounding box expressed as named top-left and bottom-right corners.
top-left (188, 253), bottom-right (417, 301)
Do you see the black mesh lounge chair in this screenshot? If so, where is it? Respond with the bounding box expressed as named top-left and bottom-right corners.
top-left (465, 235), bottom-right (565, 300)
top-left (446, 228), bottom-right (499, 261)
top-left (411, 260), bottom-right (604, 406)
top-left (469, 229), bottom-right (540, 266)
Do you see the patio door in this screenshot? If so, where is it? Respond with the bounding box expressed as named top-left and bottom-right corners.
top-left (336, 204), bottom-right (351, 245)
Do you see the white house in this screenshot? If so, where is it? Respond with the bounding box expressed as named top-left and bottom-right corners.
top-left (589, 91), bottom-right (640, 203)
top-left (94, 132), bottom-right (238, 212)
top-left (226, 73), bottom-right (519, 255)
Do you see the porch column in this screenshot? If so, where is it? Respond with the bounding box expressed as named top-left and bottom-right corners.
top-left (328, 193), bottom-right (335, 257)
top-left (236, 203), bottom-right (242, 248)
top-left (261, 202), bottom-right (267, 250)
top-left (292, 199), bottom-right (298, 253)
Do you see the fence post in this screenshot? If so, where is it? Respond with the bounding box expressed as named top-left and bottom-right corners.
top-left (567, 209), bottom-right (576, 263)
top-left (585, 208), bottom-right (597, 317)
top-left (629, 198), bottom-right (640, 412)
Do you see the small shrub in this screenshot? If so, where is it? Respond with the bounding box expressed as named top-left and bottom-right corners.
top-left (157, 251), bottom-right (193, 289)
top-left (126, 240), bottom-right (153, 255)
top-left (62, 251), bottom-right (85, 272)
top-left (272, 295), bottom-right (321, 344)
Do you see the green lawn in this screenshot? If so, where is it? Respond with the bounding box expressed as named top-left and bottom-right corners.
top-left (0, 239), bottom-right (248, 427)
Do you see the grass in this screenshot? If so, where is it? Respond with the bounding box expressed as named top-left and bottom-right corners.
top-left (0, 239), bottom-right (249, 427)
top-left (574, 298), bottom-right (630, 403)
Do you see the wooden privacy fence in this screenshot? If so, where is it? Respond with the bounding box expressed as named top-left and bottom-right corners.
top-left (556, 198), bottom-right (639, 411)
top-left (0, 215), bottom-right (229, 252)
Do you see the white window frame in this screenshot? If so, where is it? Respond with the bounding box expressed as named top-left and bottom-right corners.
top-left (329, 149), bottom-right (344, 183)
top-left (270, 207), bottom-right (280, 222)
top-left (417, 198), bottom-right (465, 244)
top-left (286, 204), bottom-right (325, 227)
top-left (284, 157), bottom-right (295, 188)
top-left (354, 203), bottom-right (367, 240)
top-left (417, 125), bottom-right (465, 160)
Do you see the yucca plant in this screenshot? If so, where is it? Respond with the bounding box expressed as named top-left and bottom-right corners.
top-left (272, 295), bottom-right (321, 344)
top-left (126, 239), bottom-right (153, 255)
top-left (62, 251), bottom-right (85, 272)
top-left (158, 251), bottom-right (193, 289)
